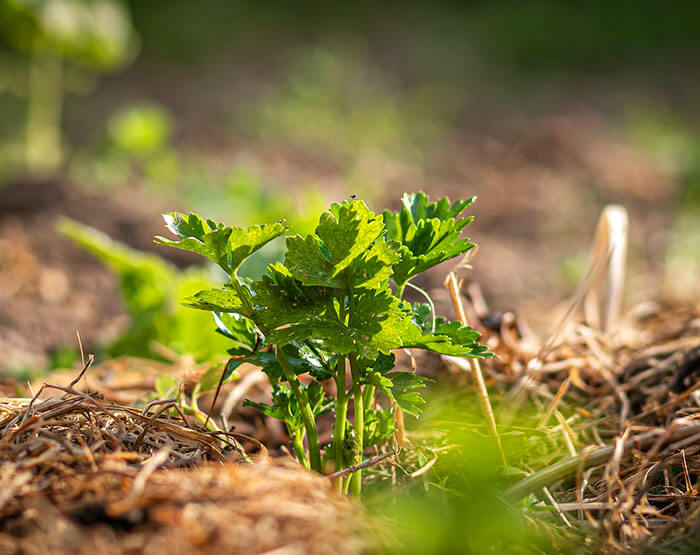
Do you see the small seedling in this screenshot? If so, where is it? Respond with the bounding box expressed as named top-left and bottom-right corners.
top-left (156, 192), bottom-right (491, 496)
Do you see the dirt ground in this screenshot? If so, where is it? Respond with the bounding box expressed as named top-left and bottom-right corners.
top-left (0, 180), bottom-right (203, 371)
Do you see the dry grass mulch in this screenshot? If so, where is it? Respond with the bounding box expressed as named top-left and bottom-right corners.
top-left (0, 379), bottom-right (360, 555)
top-left (470, 297), bottom-right (700, 552)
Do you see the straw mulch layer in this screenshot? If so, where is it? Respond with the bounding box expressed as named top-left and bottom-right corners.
top-left (1, 292), bottom-right (697, 553)
top-left (476, 300), bottom-right (700, 552)
top-left (0, 387), bottom-right (360, 555)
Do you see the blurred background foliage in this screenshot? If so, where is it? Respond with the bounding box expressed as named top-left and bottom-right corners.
top-left (0, 0), bottom-right (136, 170)
top-left (3, 0), bottom-right (700, 180)
top-left (1, 0), bottom-right (699, 359)
top-left (1, 0), bottom-right (699, 357)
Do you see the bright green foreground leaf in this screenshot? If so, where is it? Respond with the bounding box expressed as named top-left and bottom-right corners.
top-left (285, 199), bottom-right (400, 290)
top-left (364, 369), bottom-right (431, 417)
top-left (383, 192), bottom-right (476, 286)
top-left (256, 274), bottom-right (488, 360)
top-left (213, 312), bottom-right (258, 350)
top-left (184, 286), bottom-right (253, 318)
top-left (405, 320), bottom-right (491, 358)
top-left (155, 212), bottom-right (288, 274)
top-left (320, 201), bottom-right (385, 269)
top-left (265, 287), bottom-right (417, 359)
top-left (251, 262), bottom-right (332, 332)
top-left (386, 372), bottom-right (432, 417)
top-left (409, 302), bottom-right (489, 356)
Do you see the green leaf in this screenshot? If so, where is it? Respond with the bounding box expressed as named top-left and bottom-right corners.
top-left (411, 302), bottom-right (435, 332)
top-left (392, 390), bottom-right (426, 417)
top-left (237, 343), bottom-right (332, 386)
top-left (364, 369), bottom-right (393, 389)
top-left (406, 320), bottom-right (492, 357)
top-left (283, 235), bottom-right (340, 287)
top-left (347, 291), bottom-right (417, 357)
top-left (363, 407), bottom-right (395, 448)
top-left (155, 212), bottom-right (288, 274)
top-left (251, 262), bottom-right (333, 333)
top-left (366, 370), bottom-right (431, 417)
top-left (155, 374), bottom-right (178, 398)
top-left (267, 288), bottom-right (420, 359)
top-left (213, 312), bottom-right (258, 351)
top-left (403, 192), bottom-right (474, 221)
top-left (388, 372), bottom-right (431, 390)
top-left (197, 364), bottom-right (231, 394)
top-left (285, 199), bottom-right (400, 290)
top-left (359, 353), bottom-right (396, 375)
top-left (243, 380), bottom-right (332, 433)
top-left (383, 192), bottom-right (476, 286)
top-left (244, 394), bottom-right (296, 429)
top-left (184, 286), bottom-right (253, 317)
top-left (407, 302), bottom-right (491, 356)
top-left (306, 380), bottom-right (334, 417)
top-left (348, 239), bottom-right (401, 290)
top-left (163, 212), bottom-right (220, 238)
top-left (317, 200), bottom-right (386, 273)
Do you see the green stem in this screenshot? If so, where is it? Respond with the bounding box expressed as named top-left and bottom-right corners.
top-left (343, 470), bottom-right (352, 495)
top-left (333, 357), bottom-right (348, 491)
top-left (331, 298), bottom-right (350, 492)
top-left (393, 280), bottom-right (416, 448)
top-left (275, 345), bottom-right (322, 473)
top-left (230, 274), bottom-right (254, 316)
top-left (396, 281), bottom-right (407, 300)
top-left (349, 352), bottom-right (364, 497)
top-left (292, 429), bottom-right (310, 469)
top-left (363, 384), bottom-right (376, 409)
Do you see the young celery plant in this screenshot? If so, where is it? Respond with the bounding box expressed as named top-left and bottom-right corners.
top-left (156, 193), bottom-right (492, 496)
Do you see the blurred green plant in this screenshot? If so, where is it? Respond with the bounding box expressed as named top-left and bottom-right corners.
top-left (102, 103), bottom-right (179, 184)
top-left (107, 103), bottom-right (172, 157)
top-left (70, 101), bottom-right (179, 188)
top-left (247, 47), bottom-right (457, 199)
top-left (59, 217), bottom-right (230, 361)
top-left (0, 0), bottom-right (137, 173)
top-left (367, 394), bottom-right (564, 555)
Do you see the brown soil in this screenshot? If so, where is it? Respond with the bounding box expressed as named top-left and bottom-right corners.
top-left (0, 180), bottom-right (197, 372)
